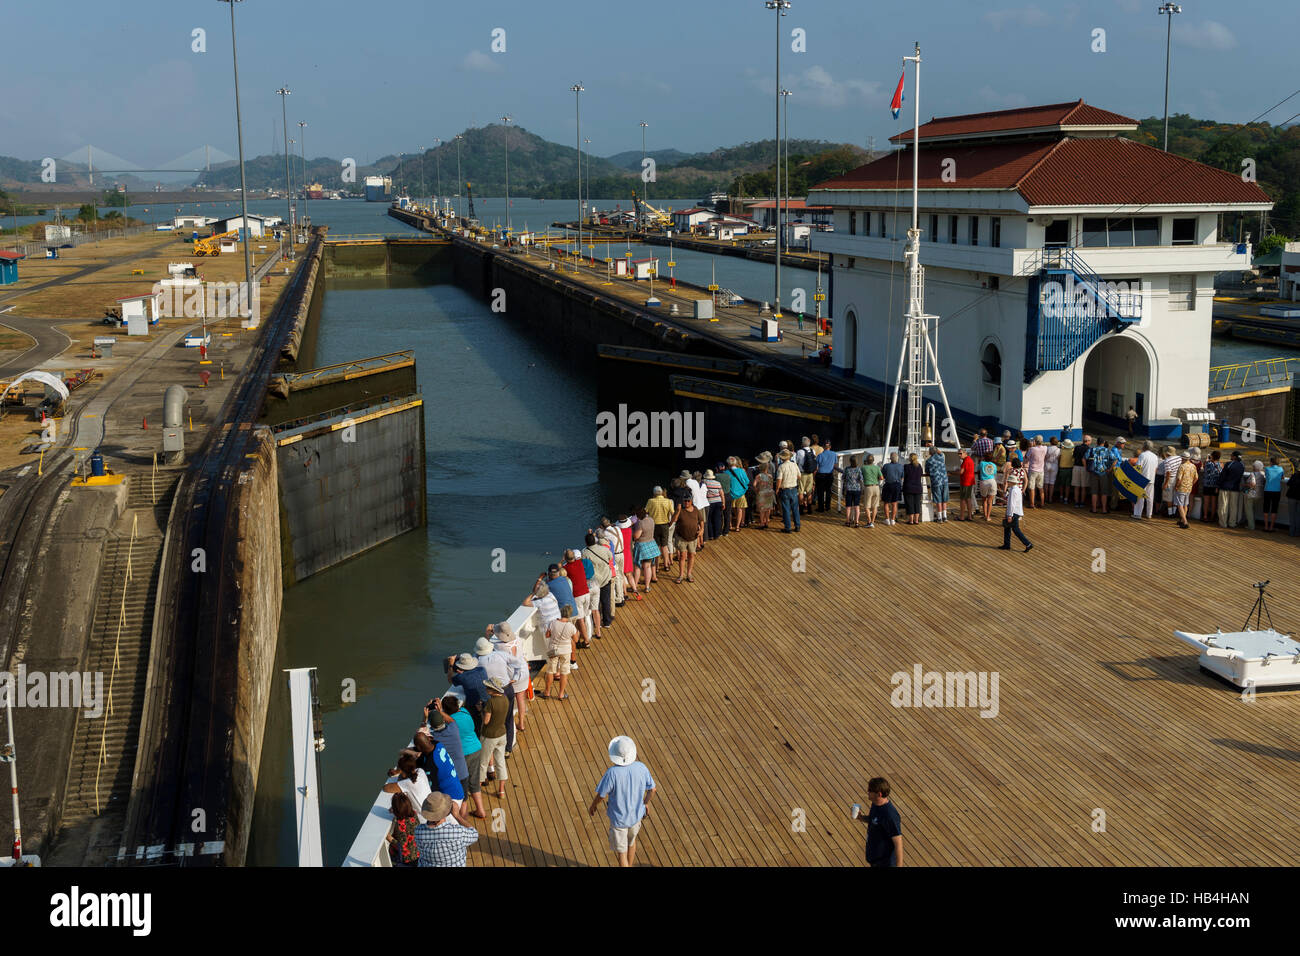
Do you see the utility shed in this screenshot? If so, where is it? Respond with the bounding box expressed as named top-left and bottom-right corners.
top-left (0, 250), bottom-right (25, 285)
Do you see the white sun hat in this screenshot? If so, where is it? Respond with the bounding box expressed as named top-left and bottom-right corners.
top-left (607, 735), bottom-right (637, 766)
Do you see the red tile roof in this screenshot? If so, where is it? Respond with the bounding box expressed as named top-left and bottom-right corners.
top-left (811, 137), bottom-right (1271, 207)
top-left (0, 251), bottom-right (25, 260)
top-left (746, 199), bottom-right (833, 210)
top-left (890, 99), bottom-right (1137, 143)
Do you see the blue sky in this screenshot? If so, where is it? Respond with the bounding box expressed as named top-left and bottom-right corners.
top-left (2, 0), bottom-right (1293, 167)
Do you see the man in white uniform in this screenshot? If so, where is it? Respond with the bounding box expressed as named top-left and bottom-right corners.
top-left (1134, 440), bottom-right (1160, 519)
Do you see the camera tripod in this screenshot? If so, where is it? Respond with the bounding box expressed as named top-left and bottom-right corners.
top-left (1244, 580), bottom-right (1276, 631)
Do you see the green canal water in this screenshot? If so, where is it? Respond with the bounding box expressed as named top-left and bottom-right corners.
top-left (246, 271), bottom-right (651, 866)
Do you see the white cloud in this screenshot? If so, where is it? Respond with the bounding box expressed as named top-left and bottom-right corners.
top-left (769, 65), bottom-right (882, 110)
top-left (982, 6), bottom-right (1051, 31)
top-left (1178, 20), bottom-right (1237, 51)
top-left (461, 50), bottom-right (502, 73)
top-left (977, 86), bottom-right (1030, 110)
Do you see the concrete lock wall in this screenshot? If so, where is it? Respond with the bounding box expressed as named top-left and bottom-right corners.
top-left (275, 402), bottom-right (426, 585)
top-left (225, 427), bottom-right (284, 866)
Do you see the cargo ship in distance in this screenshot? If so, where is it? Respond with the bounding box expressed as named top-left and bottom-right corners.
top-left (364, 175), bottom-right (393, 202)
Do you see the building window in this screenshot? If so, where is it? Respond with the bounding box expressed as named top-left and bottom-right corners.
top-left (1044, 220), bottom-right (1069, 247)
top-left (879, 213), bottom-right (887, 238)
top-left (987, 275), bottom-right (999, 291)
top-left (1111, 393), bottom-right (1124, 418)
top-left (1081, 218), bottom-right (1107, 248)
top-left (847, 257), bottom-right (855, 270)
top-left (1172, 217), bottom-right (1197, 245)
top-left (948, 215), bottom-right (958, 244)
top-left (1133, 217), bottom-right (1159, 246)
top-left (848, 211), bottom-right (856, 236)
top-left (1168, 274), bottom-right (1194, 311)
top-left (969, 216), bottom-right (979, 246)
top-left (981, 344), bottom-right (1002, 400)
top-left (991, 217), bottom-right (1001, 248)
top-left (929, 213), bottom-right (938, 242)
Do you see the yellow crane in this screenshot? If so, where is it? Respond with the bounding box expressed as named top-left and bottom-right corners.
top-left (194, 230), bottom-right (238, 256)
top-left (631, 193), bottom-right (672, 228)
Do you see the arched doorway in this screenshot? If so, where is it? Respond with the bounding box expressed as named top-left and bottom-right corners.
top-left (1081, 334), bottom-right (1152, 429)
top-left (980, 341), bottom-right (1002, 419)
top-left (839, 308), bottom-right (858, 373)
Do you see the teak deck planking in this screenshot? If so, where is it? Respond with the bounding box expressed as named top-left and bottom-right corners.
top-left (466, 505), bottom-right (1300, 866)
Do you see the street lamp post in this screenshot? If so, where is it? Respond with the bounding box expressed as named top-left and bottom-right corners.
top-left (418, 146), bottom-right (426, 208)
top-left (276, 86), bottom-right (292, 259)
top-left (298, 121), bottom-right (308, 223)
top-left (781, 88), bottom-right (792, 260)
top-left (639, 121), bottom-right (649, 206)
top-left (1159, 3), bottom-right (1182, 152)
top-left (455, 134), bottom-right (464, 220)
top-left (502, 115), bottom-right (513, 236)
top-left (571, 84), bottom-right (583, 264)
top-left (218, 0), bottom-right (254, 327)
top-left (434, 138), bottom-right (442, 214)
top-left (584, 136), bottom-right (591, 240)
top-left (765, 0), bottom-right (791, 319)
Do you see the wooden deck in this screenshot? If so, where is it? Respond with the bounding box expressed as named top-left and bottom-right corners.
top-left (467, 507), bottom-right (1300, 867)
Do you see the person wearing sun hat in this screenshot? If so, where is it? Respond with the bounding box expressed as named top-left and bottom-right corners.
top-left (477, 677), bottom-right (510, 797)
top-left (588, 735), bottom-right (656, 866)
top-left (413, 792), bottom-right (480, 867)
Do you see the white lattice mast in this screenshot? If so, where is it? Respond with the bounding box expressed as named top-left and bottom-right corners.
top-left (883, 42), bottom-right (958, 458)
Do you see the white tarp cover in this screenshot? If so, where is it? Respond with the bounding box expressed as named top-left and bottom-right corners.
top-left (2, 370), bottom-right (69, 401)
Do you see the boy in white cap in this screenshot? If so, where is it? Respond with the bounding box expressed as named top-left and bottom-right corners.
top-left (588, 735), bottom-right (656, 867)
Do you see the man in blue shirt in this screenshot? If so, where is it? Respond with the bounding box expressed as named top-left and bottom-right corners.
top-left (814, 439), bottom-right (838, 512)
top-left (588, 735), bottom-right (656, 867)
top-left (545, 564), bottom-right (575, 614)
top-left (445, 653), bottom-right (488, 734)
top-left (856, 776), bottom-right (903, 867)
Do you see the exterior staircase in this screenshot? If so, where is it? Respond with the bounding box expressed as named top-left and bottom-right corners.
top-left (1024, 247), bottom-right (1142, 382)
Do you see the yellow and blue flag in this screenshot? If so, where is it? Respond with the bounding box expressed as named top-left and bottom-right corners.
top-left (1113, 459), bottom-right (1150, 503)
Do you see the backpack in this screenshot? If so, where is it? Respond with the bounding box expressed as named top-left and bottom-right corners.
top-left (1087, 447), bottom-right (1110, 476)
top-left (800, 448), bottom-right (818, 474)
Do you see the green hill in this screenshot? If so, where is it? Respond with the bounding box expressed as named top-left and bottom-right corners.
top-left (1129, 114), bottom-right (1298, 237)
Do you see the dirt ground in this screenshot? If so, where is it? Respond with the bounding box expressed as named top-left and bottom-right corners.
top-left (0, 230), bottom-right (305, 471)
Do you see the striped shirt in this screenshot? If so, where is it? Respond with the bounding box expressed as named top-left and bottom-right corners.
top-left (703, 478), bottom-right (724, 504)
top-left (971, 436), bottom-right (995, 459)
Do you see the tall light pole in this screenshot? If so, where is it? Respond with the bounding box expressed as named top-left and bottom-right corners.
top-left (219, 0), bottom-right (254, 327)
top-left (276, 86), bottom-right (292, 257)
top-left (418, 146), bottom-right (426, 207)
top-left (639, 121), bottom-right (649, 206)
top-left (572, 84), bottom-right (586, 259)
top-left (781, 88), bottom-right (792, 257)
top-left (298, 121), bottom-right (308, 222)
top-left (584, 137), bottom-right (591, 230)
top-left (455, 134), bottom-right (464, 220)
top-left (765, 0), bottom-right (791, 319)
top-left (1159, 3), bottom-right (1182, 152)
top-left (502, 115), bottom-right (513, 235)
top-left (433, 138), bottom-right (442, 213)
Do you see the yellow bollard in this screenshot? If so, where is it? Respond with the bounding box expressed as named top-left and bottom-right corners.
top-left (38, 447), bottom-right (45, 476)
top-left (188, 412), bottom-right (193, 432)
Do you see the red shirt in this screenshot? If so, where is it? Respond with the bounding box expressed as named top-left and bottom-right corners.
top-left (620, 526), bottom-right (633, 572)
top-left (563, 559), bottom-right (589, 597)
top-left (960, 456), bottom-right (976, 486)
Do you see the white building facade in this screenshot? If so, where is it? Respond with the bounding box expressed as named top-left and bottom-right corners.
top-left (808, 100), bottom-right (1271, 441)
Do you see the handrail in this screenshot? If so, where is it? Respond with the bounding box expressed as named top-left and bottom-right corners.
top-left (1208, 356), bottom-right (1300, 393)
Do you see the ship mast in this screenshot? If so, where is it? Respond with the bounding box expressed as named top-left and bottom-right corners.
top-left (883, 42), bottom-right (958, 460)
